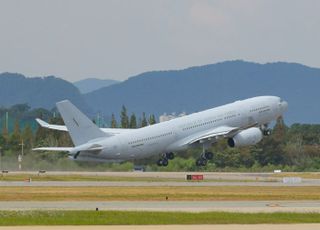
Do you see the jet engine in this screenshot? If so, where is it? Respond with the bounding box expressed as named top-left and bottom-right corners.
top-left (228, 127), bottom-right (263, 148)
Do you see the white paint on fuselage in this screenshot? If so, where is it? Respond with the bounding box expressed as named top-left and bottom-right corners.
top-left (77, 96), bottom-right (287, 162)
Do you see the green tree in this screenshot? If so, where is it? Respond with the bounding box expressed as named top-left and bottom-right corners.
top-left (141, 112), bottom-right (148, 127)
top-left (120, 105), bottom-right (129, 128)
top-left (0, 134), bottom-right (6, 150)
top-left (10, 104), bottom-right (30, 116)
top-left (273, 116), bottom-right (286, 142)
top-left (254, 137), bottom-right (285, 166)
top-left (8, 120), bottom-right (21, 152)
top-left (1, 124), bottom-right (8, 140)
top-left (110, 113), bottom-right (118, 128)
top-left (148, 114), bottom-right (156, 125)
top-left (129, 113), bottom-right (137, 128)
top-left (22, 123), bottom-right (34, 149)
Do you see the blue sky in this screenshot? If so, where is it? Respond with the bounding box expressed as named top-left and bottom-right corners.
top-left (0, 0), bottom-right (319, 81)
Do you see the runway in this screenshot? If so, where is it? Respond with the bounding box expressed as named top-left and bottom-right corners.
top-left (1, 171), bottom-right (319, 187)
top-left (1, 172), bottom-right (319, 214)
top-left (5, 171), bottom-right (320, 180)
top-left (1, 180), bottom-right (320, 187)
top-left (0, 200), bottom-right (319, 213)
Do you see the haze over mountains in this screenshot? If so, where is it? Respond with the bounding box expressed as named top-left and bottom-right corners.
top-left (73, 78), bottom-right (119, 94)
top-left (1, 60), bottom-right (320, 125)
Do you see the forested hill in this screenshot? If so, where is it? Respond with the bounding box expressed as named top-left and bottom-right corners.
top-left (84, 60), bottom-right (320, 124)
top-left (0, 73), bottom-right (88, 112)
top-left (2, 60), bottom-right (320, 125)
top-left (73, 78), bottom-right (119, 94)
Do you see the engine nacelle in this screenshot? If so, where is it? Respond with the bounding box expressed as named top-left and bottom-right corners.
top-left (228, 127), bottom-right (263, 148)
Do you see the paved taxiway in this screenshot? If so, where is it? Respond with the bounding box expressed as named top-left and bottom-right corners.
top-left (1, 180), bottom-right (320, 186)
top-left (2, 171), bottom-right (319, 186)
top-left (0, 200), bottom-right (319, 213)
top-left (1, 225), bottom-right (320, 230)
top-left (6, 171), bottom-right (320, 180)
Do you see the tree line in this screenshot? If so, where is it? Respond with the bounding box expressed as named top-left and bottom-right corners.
top-left (0, 104), bottom-right (157, 153)
top-left (0, 103), bottom-right (320, 171)
top-left (110, 105), bottom-right (156, 128)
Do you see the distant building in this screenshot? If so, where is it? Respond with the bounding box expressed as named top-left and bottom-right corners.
top-left (159, 112), bottom-right (186, 122)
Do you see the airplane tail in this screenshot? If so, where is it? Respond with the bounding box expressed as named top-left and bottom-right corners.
top-left (56, 100), bottom-right (107, 146)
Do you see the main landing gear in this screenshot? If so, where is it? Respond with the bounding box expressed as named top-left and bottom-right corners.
top-left (263, 129), bottom-right (272, 136)
top-left (157, 152), bottom-right (174, 167)
top-left (196, 151), bottom-right (213, 167)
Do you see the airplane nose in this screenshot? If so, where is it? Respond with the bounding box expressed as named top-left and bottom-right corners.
top-left (281, 100), bottom-right (288, 112)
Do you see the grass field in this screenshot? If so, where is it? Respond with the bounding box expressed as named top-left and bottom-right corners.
top-left (0, 211), bottom-right (319, 225)
top-left (0, 186), bottom-right (319, 201)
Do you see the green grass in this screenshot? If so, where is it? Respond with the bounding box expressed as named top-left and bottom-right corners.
top-left (0, 211), bottom-right (319, 225)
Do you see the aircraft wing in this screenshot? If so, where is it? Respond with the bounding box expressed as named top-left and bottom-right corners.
top-left (36, 118), bottom-right (68, 131)
top-left (186, 126), bottom-right (239, 145)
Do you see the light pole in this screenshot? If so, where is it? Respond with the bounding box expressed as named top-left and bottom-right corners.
top-left (20, 139), bottom-right (24, 157)
top-left (18, 140), bottom-right (24, 171)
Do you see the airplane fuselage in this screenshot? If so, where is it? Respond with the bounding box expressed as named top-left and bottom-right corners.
top-left (76, 96), bottom-right (288, 162)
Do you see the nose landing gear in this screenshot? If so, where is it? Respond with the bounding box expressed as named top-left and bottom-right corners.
top-left (263, 129), bottom-right (272, 136)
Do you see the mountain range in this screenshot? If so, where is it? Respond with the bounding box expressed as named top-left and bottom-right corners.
top-left (84, 60), bottom-right (320, 125)
top-left (0, 72), bottom-right (88, 112)
top-left (1, 60), bottom-right (320, 125)
top-left (73, 78), bottom-right (119, 94)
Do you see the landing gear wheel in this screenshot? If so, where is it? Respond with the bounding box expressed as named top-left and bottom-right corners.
top-left (263, 129), bottom-right (272, 136)
top-left (157, 159), bottom-right (163, 166)
top-left (166, 152), bottom-right (174, 160)
top-left (201, 158), bottom-right (207, 166)
top-left (196, 158), bottom-right (207, 167)
top-left (196, 158), bottom-right (203, 166)
top-left (204, 152), bottom-right (213, 160)
top-left (162, 158), bottom-right (169, 166)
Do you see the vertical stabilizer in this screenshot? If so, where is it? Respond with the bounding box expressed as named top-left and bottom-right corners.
top-left (56, 100), bottom-right (107, 146)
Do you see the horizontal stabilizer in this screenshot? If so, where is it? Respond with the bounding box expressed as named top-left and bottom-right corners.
top-left (36, 118), bottom-right (68, 131)
top-left (33, 147), bottom-right (73, 152)
top-left (33, 144), bottom-right (103, 156)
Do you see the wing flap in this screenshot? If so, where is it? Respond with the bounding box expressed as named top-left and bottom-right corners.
top-left (187, 126), bottom-right (239, 145)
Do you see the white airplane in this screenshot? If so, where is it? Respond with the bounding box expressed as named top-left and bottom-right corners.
top-left (34, 96), bottom-right (288, 166)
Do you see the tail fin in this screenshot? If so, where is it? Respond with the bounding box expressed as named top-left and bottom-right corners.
top-left (56, 100), bottom-right (107, 146)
